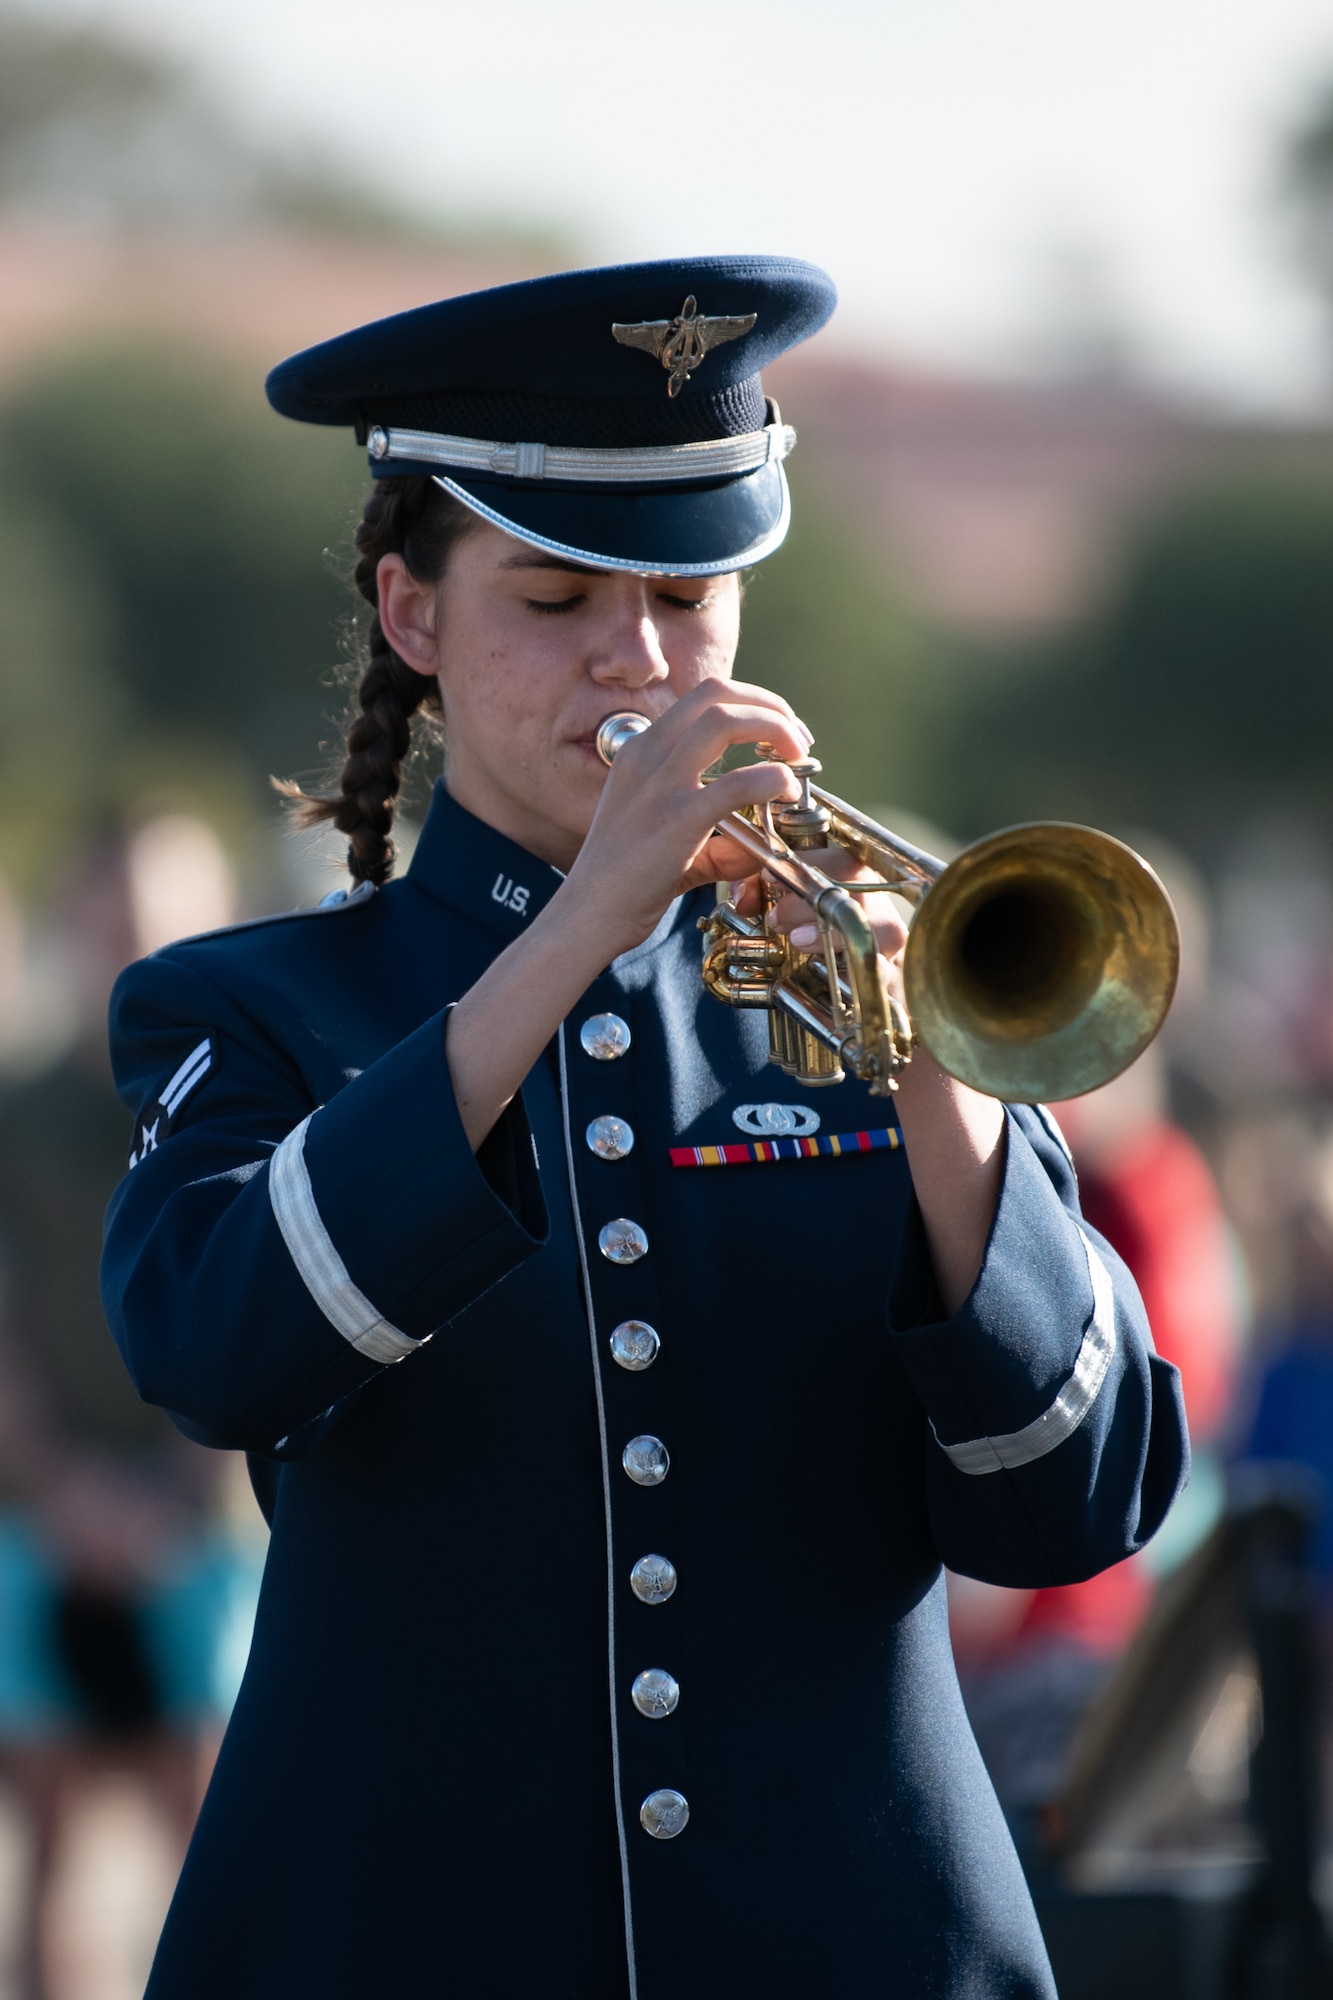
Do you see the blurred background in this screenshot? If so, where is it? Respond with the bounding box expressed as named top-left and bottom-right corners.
top-left (0, 0), bottom-right (1332, 1992)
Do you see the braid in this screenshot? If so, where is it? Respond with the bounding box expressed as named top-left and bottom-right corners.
top-left (279, 477), bottom-right (476, 886)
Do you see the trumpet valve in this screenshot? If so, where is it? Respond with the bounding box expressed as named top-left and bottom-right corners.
top-left (701, 927), bottom-right (785, 1008)
top-left (773, 758), bottom-right (830, 850)
top-left (773, 801), bottom-right (831, 850)
top-left (791, 1026), bottom-right (844, 1087)
top-left (768, 1005), bottom-right (797, 1072)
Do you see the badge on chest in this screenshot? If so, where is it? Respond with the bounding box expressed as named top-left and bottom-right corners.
top-left (670, 1101), bottom-right (901, 1169)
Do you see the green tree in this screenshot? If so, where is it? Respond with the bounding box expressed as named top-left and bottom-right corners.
top-left (0, 343), bottom-right (368, 892)
top-left (935, 469), bottom-right (1333, 855)
top-left (736, 479), bottom-right (968, 829)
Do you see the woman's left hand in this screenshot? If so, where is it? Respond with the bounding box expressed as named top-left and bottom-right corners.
top-left (738, 851), bottom-right (1005, 1316)
top-left (728, 851), bottom-right (910, 972)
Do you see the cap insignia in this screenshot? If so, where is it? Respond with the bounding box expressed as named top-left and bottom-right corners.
top-left (611, 295), bottom-right (757, 398)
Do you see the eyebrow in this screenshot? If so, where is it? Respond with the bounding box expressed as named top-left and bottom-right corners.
top-left (497, 552), bottom-right (603, 578)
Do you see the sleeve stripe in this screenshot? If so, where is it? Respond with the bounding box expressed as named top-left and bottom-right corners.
top-left (161, 1050), bottom-right (212, 1116)
top-left (932, 1227), bottom-right (1118, 1477)
top-left (160, 1037), bottom-right (212, 1113)
top-left (268, 1116), bottom-right (421, 1366)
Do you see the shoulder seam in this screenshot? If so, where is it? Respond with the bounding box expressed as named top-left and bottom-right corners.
top-left (116, 942), bottom-right (316, 1099)
top-left (152, 881), bottom-right (379, 950)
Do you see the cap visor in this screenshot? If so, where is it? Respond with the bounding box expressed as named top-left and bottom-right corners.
top-left (419, 461), bottom-right (790, 575)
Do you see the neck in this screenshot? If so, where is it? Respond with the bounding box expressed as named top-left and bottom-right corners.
top-left (443, 768), bottom-right (584, 873)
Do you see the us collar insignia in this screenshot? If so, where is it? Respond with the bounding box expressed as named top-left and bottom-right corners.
top-left (611, 295), bottom-right (757, 397)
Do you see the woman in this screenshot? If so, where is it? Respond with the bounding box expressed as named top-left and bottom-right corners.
top-left (102, 256), bottom-right (1188, 1998)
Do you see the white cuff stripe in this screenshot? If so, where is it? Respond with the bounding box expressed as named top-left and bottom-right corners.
top-left (269, 1116), bottom-right (419, 1366)
top-left (933, 1227), bottom-right (1118, 1476)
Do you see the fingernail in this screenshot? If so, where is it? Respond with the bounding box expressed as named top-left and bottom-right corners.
top-left (790, 924), bottom-right (819, 949)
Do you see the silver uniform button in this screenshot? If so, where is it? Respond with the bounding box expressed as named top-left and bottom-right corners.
top-left (580, 1013), bottom-right (631, 1061)
top-left (640, 1789), bottom-right (689, 1839)
top-left (631, 1668), bottom-right (680, 1719)
top-left (599, 1218), bottom-right (648, 1264)
top-left (623, 1435), bottom-right (669, 1486)
top-left (630, 1553), bottom-right (677, 1604)
top-left (587, 1115), bottom-right (634, 1161)
top-left (610, 1320), bottom-right (659, 1372)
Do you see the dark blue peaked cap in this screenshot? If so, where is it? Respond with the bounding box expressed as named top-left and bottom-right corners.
top-left (265, 255), bottom-right (836, 575)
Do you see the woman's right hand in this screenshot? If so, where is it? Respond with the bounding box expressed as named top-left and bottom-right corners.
top-left (446, 678), bottom-right (811, 1152)
top-left (559, 678), bottom-right (812, 960)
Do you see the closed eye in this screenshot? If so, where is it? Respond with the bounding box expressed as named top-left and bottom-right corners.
top-left (658, 591), bottom-right (714, 612)
top-left (527, 595), bottom-right (587, 615)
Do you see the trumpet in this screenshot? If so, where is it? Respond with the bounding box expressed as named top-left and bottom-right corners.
top-left (596, 711), bottom-right (1179, 1103)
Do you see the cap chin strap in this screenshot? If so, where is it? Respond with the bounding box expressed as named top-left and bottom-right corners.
top-left (429, 463), bottom-right (792, 578)
top-left (368, 420), bottom-right (795, 486)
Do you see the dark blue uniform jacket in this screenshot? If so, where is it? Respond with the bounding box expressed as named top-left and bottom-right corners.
top-left (102, 780), bottom-right (1188, 1999)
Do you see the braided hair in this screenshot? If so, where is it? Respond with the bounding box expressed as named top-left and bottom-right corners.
top-left (281, 477), bottom-right (477, 886)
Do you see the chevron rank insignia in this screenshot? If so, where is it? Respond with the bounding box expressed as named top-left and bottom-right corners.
top-left (669, 1125), bottom-right (901, 1168)
top-left (611, 295), bottom-right (757, 397)
top-left (129, 1035), bottom-right (215, 1168)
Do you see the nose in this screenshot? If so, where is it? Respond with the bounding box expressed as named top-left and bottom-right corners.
top-left (587, 583), bottom-right (671, 691)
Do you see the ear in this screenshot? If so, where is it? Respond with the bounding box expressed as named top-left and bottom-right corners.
top-left (376, 553), bottom-right (441, 679)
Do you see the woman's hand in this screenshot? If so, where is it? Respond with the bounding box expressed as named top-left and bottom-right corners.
top-left (446, 679), bottom-right (811, 1153)
top-left (559, 679), bottom-right (811, 960)
top-left (753, 849), bottom-right (911, 970)
top-left (761, 852), bottom-right (1006, 1316)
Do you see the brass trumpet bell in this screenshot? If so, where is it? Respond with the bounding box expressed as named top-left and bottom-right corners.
top-left (595, 708), bottom-right (1180, 1104)
top-left (903, 824), bottom-right (1180, 1103)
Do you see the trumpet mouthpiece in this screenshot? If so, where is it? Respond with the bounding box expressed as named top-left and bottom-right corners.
top-left (596, 712), bottom-right (652, 766)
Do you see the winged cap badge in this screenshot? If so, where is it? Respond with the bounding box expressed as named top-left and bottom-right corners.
top-left (612, 295), bottom-right (758, 397)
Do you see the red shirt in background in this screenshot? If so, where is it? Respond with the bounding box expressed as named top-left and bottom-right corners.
top-left (965, 1117), bottom-right (1239, 1662)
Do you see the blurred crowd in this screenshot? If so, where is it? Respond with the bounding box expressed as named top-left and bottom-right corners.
top-left (950, 834), bottom-right (1333, 1883)
top-left (0, 813), bottom-right (269, 2000)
